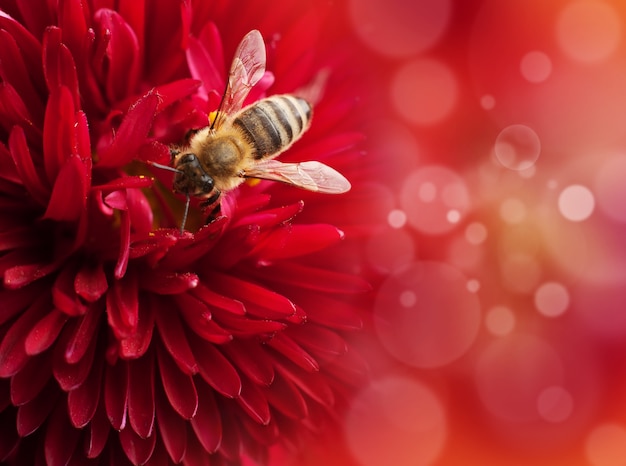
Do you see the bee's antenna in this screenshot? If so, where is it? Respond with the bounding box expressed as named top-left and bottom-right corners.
top-left (149, 161), bottom-right (189, 235)
top-left (149, 161), bottom-right (182, 174)
top-left (180, 194), bottom-right (190, 236)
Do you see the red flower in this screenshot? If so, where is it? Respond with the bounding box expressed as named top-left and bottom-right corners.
top-left (0, 1), bottom-right (375, 464)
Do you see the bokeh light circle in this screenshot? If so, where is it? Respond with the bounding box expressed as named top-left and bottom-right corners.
top-left (556, 0), bottom-right (622, 64)
top-left (585, 423), bottom-right (626, 466)
top-left (520, 51), bottom-right (552, 83)
top-left (465, 222), bottom-right (488, 245)
top-left (494, 124), bottom-right (541, 171)
top-left (400, 165), bottom-right (471, 235)
top-left (388, 209), bottom-right (407, 228)
top-left (485, 306), bottom-right (516, 336)
top-left (475, 334), bottom-right (565, 422)
top-left (558, 185), bottom-right (595, 222)
top-left (594, 154), bottom-right (626, 223)
top-left (534, 282), bottom-right (570, 317)
top-left (537, 386), bottom-right (574, 423)
top-left (345, 375), bottom-right (447, 466)
top-left (391, 59), bottom-right (458, 126)
top-left (374, 261), bottom-right (481, 368)
top-left (348, 0), bottom-right (451, 59)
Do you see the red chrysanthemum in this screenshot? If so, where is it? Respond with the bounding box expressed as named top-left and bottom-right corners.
top-left (0, 1), bottom-right (377, 464)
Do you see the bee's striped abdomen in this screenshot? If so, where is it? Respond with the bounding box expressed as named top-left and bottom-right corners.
top-left (233, 94), bottom-right (312, 159)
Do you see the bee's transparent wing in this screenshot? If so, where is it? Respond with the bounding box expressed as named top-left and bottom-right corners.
top-left (243, 160), bottom-right (351, 194)
top-left (212, 30), bottom-right (266, 129)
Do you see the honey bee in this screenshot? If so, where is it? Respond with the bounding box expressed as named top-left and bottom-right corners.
top-left (153, 29), bottom-right (351, 232)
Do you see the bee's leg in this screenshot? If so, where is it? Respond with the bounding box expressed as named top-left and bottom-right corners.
top-left (200, 190), bottom-right (222, 222)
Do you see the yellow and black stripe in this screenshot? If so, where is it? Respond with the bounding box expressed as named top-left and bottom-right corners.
top-left (233, 95), bottom-right (312, 159)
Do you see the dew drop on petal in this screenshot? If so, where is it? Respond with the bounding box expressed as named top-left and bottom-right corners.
top-left (537, 386), bottom-right (574, 423)
top-left (485, 306), bottom-right (516, 336)
top-left (520, 51), bottom-right (552, 83)
top-left (348, 0), bottom-right (451, 58)
top-left (465, 222), bottom-right (488, 245)
top-left (391, 59), bottom-right (458, 126)
top-left (374, 261), bottom-right (481, 368)
top-left (558, 185), bottom-right (595, 222)
top-left (556, 0), bottom-right (622, 64)
top-left (475, 334), bottom-right (564, 422)
top-left (585, 423), bottom-right (626, 466)
top-left (535, 282), bottom-right (570, 317)
top-left (345, 375), bottom-right (447, 466)
top-left (594, 154), bottom-right (626, 223)
top-left (400, 166), bottom-right (470, 235)
top-left (494, 124), bottom-right (541, 171)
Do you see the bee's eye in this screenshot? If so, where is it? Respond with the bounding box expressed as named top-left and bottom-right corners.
top-left (202, 175), bottom-right (214, 192)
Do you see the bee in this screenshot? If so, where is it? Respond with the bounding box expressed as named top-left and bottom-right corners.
top-left (153, 29), bottom-right (351, 233)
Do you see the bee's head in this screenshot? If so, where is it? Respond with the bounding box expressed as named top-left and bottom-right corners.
top-left (172, 153), bottom-right (215, 196)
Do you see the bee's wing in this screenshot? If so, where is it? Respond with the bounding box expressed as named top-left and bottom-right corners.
top-left (243, 160), bottom-right (351, 194)
top-left (212, 30), bottom-right (266, 130)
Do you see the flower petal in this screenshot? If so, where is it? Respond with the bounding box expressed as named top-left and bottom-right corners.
top-left (275, 360), bottom-right (334, 407)
top-left (84, 399), bottom-right (111, 459)
top-left (287, 323), bottom-right (347, 359)
top-left (237, 378), bottom-right (271, 425)
top-left (104, 361), bottom-right (128, 430)
top-left (10, 352), bottom-right (52, 406)
top-left (16, 381), bottom-right (60, 437)
top-left (155, 385), bottom-right (188, 463)
top-left (43, 85), bottom-right (75, 183)
top-left (74, 262), bottom-right (108, 302)
top-left (67, 349), bottom-right (103, 428)
top-left (119, 425), bottom-right (156, 466)
top-left (253, 224), bottom-right (344, 260)
top-left (0, 294), bottom-right (48, 377)
top-left (119, 304), bottom-right (154, 359)
top-left (45, 404), bottom-right (81, 466)
top-left (24, 308), bottom-right (68, 355)
top-left (0, 28), bottom-right (46, 123)
top-left (109, 271), bottom-right (139, 336)
top-left (190, 382), bottom-right (223, 454)
top-left (263, 372), bottom-right (308, 420)
top-left (191, 336), bottom-right (241, 398)
top-left (153, 301), bottom-right (198, 375)
top-left (186, 31), bottom-right (224, 99)
top-left (208, 273), bottom-right (296, 319)
top-left (156, 345), bottom-right (198, 419)
top-left (7, 125), bottom-right (49, 206)
top-left (65, 304), bottom-right (103, 364)
top-left (139, 270), bottom-right (199, 295)
top-left (221, 341), bottom-right (275, 386)
top-left (93, 9), bottom-right (141, 103)
top-left (96, 91), bottom-right (159, 168)
top-left (267, 333), bottom-right (319, 372)
top-left (43, 154), bottom-right (90, 222)
top-left (52, 262), bottom-right (87, 316)
top-left (258, 262), bottom-right (371, 294)
top-left (43, 26), bottom-right (80, 110)
top-left (52, 321), bottom-right (97, 391)
top-left (128, 353), bottom-right (155, 439)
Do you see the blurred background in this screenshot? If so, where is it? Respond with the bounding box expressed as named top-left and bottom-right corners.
top-left (303, 0), bottom-right (626, 465)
